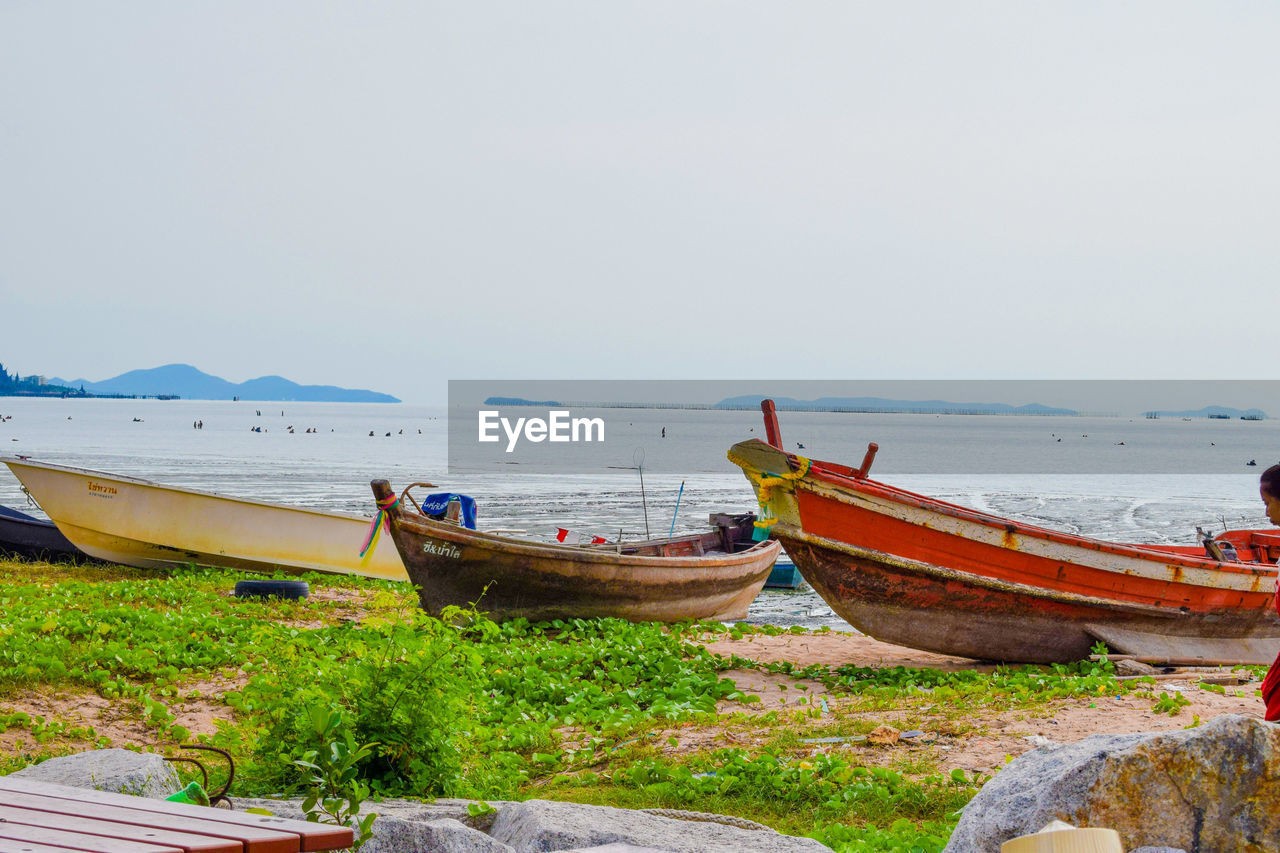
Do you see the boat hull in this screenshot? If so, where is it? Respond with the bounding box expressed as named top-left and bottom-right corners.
top-left (3, 457), bottom-right (408, 581)
top-left (764, 558), bottom-right (803, 590)
top-left (0, 505), bottom-right (87, 562)
top-left (373, 480), bottom-right (779, 623)
top-left (780, 527), bottom-right (1279, 663)
top-left (728, 435), bottom-right (1280, 664)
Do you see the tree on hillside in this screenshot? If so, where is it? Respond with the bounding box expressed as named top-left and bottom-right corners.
top-left (0, 363), bottom-right (86, 397)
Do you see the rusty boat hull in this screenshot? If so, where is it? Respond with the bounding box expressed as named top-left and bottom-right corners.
top-left (371, 479), bottom-right (780, 623)
top-left (727, 406), bottom-right (1280, 665)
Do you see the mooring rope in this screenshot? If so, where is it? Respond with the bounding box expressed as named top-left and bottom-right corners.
top-left (359, 493), bottom-right (401, 561)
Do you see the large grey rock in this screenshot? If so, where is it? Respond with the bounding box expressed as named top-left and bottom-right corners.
top-left (943, 715), bottom-right (1280, 853)
top-left (358, 818), bottom-right (514, 853)
top-left (235, 798), bottom-right (513, 853)
top-left (487, 799), bottom-right (831, 853)
top-left (10, 749), bottom-right (180, 798)
top-left (557, 846), bottom-right (672, 853)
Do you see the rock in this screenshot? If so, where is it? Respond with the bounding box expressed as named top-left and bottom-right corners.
top-left (487, 799), bottom-right (831, 852)
top-left (235, 798), bottom-right (514, 852)
top-left (362, 818), bottom-right (514, 853)
top-left (1131, 848), bottom-right (1189, 853)
top-left (557, 846), bottom-right (671, 853)
top-left (943, 715), bottom-right (1280, 853)
top-left (867, 725), bottom-right (900, 745)
top-left (9, 749), bottom-right (180, 798)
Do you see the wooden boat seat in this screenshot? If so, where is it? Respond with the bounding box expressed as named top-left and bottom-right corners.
top-left (659, 540), bottom-right (705, 557)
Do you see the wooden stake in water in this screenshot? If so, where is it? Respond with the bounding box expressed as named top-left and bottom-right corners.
top-left (669, 480), bottom-right (685, 537)
top-left (633, 448), bottom-right (650, 539)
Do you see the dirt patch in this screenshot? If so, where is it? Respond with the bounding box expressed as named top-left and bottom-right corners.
top-left (1, 688), bottom-right (156, 750)
top-left (0, 682), bottom-right (238, 752)
top-left (303, 585), bottom-right (381, 616)
top-left (693, 631), bottom-right (996, 671)
top-left (716, 669), bottom-right (833, 714)
top-left (699, 633), bottom-right (1265, 776)
top-left (863, 682), bottom-right (1264, 777)
top-left (233, 585), bottom-right (386, 630)
top-left (651, 718), bottom-right (779, 757)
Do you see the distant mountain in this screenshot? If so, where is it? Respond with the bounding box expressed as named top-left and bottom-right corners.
top-left (49, 364), bottom-right (399, 403)
top-left (713, 395), bottom-right (1078, 416)
top-left (483, 397), bottom-right (563, 406)
top-left (1145, 405), bottom-right (1268, 419)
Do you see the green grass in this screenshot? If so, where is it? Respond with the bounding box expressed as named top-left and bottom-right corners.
top-left (0, 557), bottom-right (1166, 851)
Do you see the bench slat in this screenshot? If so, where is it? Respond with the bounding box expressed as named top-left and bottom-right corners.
top-left (0, 804), bottom-right (242, 853)
top-left (0, 791), bottom-right (304, 853)
top-left (0, 780), bottom-right (351, 853)
top-left (0, 839), bottom-right (147, 853)
top-left (0, 821), bottom-right (183, 853)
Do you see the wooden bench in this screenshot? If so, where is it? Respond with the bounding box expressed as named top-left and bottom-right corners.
top-left (0, 777), bottom-right (353, 853)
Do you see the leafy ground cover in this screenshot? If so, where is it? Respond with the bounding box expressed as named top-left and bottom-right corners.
top-left (0, 557), bottom-right (1256, 851)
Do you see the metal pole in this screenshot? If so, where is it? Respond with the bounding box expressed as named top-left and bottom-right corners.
top-left (639, 463), bottom-right (650, 538)
top-left (669, 480), bottom-right (685, 537)
top-left (633, 448), bottom-right (650, 538)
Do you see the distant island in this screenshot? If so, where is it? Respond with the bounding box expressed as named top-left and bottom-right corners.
top-left (481, 395), bottom-right (1271, 418)
top-left (712, 395), bottom-right (1079, 415)
top-left (5, 362), bottom-right (399, 403)
top-left (483, 397), bottom-right (562, 407)
top-left (1143, 406), bottom-right (1268, 419)
top-left (482, 395), bottom-right (1081, 415)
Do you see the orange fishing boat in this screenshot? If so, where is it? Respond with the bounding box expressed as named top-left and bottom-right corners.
top-left (727, 400), bottom-right (1280, 664)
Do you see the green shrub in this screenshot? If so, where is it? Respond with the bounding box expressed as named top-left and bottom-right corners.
top-left (250, 605), bottom-right (481, 796)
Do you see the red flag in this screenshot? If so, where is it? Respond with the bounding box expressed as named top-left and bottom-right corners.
top-left (556, 528), bottom-right (608, 545)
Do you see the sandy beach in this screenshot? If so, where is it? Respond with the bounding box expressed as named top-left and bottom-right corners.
top-left (680, 631), bottom-right (1263, 777)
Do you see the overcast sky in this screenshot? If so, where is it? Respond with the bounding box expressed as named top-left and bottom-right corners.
top-left (2, 2), bottom-right (1277, 404)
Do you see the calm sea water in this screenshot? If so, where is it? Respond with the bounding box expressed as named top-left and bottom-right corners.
top-left (1, 398), bottom-right (1274, 629)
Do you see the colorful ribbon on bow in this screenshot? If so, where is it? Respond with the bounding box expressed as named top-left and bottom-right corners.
top-left (723, 452), bottom-right (810, 541)
top-left (359, 492), bottom-right (401, 562)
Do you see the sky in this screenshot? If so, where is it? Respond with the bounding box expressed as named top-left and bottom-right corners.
top-left (2, 2), bottom-right (1278, 404)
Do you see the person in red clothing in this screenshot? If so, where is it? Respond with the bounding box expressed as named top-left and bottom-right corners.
top-left (1259, 464), bottom-right (1280, 721)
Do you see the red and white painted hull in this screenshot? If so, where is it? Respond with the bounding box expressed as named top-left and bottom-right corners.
top-left (728, 434), bottom-right (1280, 664)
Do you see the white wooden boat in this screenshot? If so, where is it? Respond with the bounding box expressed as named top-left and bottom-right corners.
top-left (2, 456), bottom-right (408, 581)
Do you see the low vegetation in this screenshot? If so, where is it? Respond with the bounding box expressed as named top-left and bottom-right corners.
top-left (0, 557), bottom-right (1239, 851)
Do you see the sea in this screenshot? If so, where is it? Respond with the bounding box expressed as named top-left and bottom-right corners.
top-left (1, 397), bottom-right (1275, 631)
